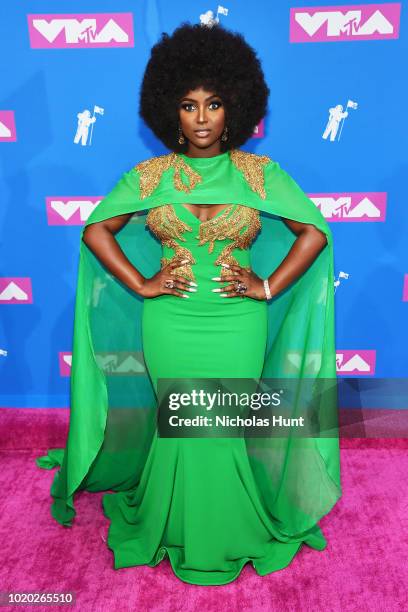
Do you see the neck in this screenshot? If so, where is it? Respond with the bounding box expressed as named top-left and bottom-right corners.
top-left (183, 144), bottom-right (226, 159)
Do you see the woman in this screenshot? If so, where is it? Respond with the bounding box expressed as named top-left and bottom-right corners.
top-left (37, 22), bottom-right (341, 585)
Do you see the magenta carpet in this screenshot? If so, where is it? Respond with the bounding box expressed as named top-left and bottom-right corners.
top-left (0, 408), bottom-right (407, 612)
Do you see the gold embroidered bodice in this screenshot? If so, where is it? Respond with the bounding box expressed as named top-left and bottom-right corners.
top-left (145, 204), bottom-right (261, 282)
top-left (137, 148), bottom-right (271, 282)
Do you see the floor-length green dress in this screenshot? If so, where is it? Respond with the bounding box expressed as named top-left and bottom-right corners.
top-left (36, 149), bottom-right (341, 586)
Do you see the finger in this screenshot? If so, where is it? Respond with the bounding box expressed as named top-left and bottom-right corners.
top-left (221, 263), bottom-right (243, 273)
top-left (164, 261), bottom-right (196, 284)
top-left (163, 258), bottom-right (189, 271)
top-left (163, 287), bottom-right (190, 298)
top-left (173, 275), bottom-right (197, 288)
top-left (171, 258), bottom-right (190, 267)
top-left (223, 264), bottom-right (252, 277)
top-left (164, 274), bottom-right (198, 291)
top-left (214, 283), bottom-right (240, 294)
top-left (162, 279), bottom-right (192, 293)
top-left (217, 274), bottom-right (244, 283)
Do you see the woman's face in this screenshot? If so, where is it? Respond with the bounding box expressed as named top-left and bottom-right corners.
top-left (178, 86), bottom-right (226, 155)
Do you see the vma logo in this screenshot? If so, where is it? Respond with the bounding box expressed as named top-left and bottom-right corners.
top-left (27, 13), bottom-right (134, 48)
top-left (290, 3), bottom-right (401, 42)
top-left (46, 197), bottom-right (102, 225)
top-left (310, 192), bottom-right (387, 222)
top-left (336, 351), bottom-right (376, 376)
top-left (59, 352), bottom-right (146, 376)
top-left (0, 111), bottom-right (17, 142)
top-left (0, 278), bottom-right (33, 304)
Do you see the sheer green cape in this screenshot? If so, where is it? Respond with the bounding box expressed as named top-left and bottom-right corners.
top-left (36, 149), bottom-right (341, 540)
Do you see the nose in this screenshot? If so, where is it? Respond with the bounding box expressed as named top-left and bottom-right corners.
top-left (197, 104), bottom-right (208, 124)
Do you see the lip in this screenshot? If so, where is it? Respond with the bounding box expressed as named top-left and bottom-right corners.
top-left (194, 129), bottom-right (211, 137)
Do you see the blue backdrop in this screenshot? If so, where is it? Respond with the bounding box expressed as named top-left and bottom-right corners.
top-left (0, 1), bottom-right (406, 409)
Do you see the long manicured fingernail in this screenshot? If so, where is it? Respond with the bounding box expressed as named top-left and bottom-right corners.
top-left (211, 277), bottom-right (221, 281)
top-left (187, 287), bottom-right (197, 292)
top-left (212, 288), bottom-right (222, 292)
top-left (189, 281), bottom-right (198, 286)
top-left (220, 293), bottom-right (228, 297)
top-left (181, 294), bottom-right (190, 298)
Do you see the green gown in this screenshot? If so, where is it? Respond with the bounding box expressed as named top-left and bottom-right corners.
top-left (36, 149), bottom-right (341, 585)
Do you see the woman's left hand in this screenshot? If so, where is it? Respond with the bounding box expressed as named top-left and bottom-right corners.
top-left (212, 263), bottom-right (267, 300)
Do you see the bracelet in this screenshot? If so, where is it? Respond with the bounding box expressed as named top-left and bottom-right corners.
top-left (263, 278), bottom-right (272, 301)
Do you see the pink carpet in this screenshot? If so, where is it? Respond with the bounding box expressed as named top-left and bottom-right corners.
top-left (0, 408), bottom-right (407, 611)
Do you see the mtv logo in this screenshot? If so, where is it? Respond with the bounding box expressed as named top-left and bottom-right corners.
top-left (290, 4), bottom-right (401, 43)
top-left (336, 350), bottom-right (376, 376)
top-left (27, 13), bottom-right (134, 48)
top-left (94, 351), bottom-right (146, 375)
top-left (0, 278), bottom-right (33, 304)
top-left (59, 352), bottom-right (72, 376)
top-left (310, 192), bottom-right (387, 222)
top-left (0, 111), bottom-right (17, 142)
top-left (46, 196), bottom-right (103, 225)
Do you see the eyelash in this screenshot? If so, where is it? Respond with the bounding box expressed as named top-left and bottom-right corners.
top-left (180, 101), bottom-right (222, 112)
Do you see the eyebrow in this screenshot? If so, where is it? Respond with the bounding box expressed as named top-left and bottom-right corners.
top-left (180, 95), bottom-right (220, 102)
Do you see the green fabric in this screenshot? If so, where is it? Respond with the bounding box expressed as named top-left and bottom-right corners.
top-left (36, 148), bottom-right (341, 584)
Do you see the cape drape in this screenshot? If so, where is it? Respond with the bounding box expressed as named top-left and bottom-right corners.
top-left (37, 149), bottom-right (342, 539)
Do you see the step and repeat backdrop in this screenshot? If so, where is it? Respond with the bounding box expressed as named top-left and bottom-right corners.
top-left (0, 1), bottom-right (406, 409)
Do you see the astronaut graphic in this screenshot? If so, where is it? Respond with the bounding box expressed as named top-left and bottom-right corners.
top-left (322, 99), bottom-right (358, 142)
top-left (74, 110), bottom-right (95, 146)
top-left (322, 105), bottom-right (349, 142)
top-left (199, 5), bottom-right (229, 27)
top-left (73, 106), bottom-right (104, 146)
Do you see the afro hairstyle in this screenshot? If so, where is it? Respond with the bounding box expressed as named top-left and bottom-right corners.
top-left (139, 21), bottom-right (270, 153)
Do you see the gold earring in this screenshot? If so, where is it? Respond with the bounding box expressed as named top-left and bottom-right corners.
top-left (178, 124), bottom-right (185, 144)
top-left (221, 126), bottom-right (228, 142)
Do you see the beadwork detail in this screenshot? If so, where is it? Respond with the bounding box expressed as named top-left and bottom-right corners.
top-left (134, 148), bottom-right (272, 200)
top-left (145, 203), bottom-right (261, 282)
top-left (135, 153), bottom-right (202, 200)
top-left (196, 205), bottom-right (261, 280)
top-left (145, 205), bottom-right (196, 281)
top-left (229, 149), bottom-right (271, 200)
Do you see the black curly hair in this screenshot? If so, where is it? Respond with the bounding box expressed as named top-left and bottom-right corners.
top-left (139, 22), bottom-right (270, 153)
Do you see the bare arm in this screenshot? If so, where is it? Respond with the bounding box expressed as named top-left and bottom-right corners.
top-left (82, 214), bottom-right (146, 294)
top-left (82, 214), bottom-right (194, 299)
top-left (267, 219), bottom-right (328, 297)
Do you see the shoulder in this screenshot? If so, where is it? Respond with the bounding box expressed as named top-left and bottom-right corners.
top-left (229, 149), bottom-right (276, 200)
top-left (230, 148), bottom-right (273, 165)
top-left (133, 152), bottom-right (177, 172)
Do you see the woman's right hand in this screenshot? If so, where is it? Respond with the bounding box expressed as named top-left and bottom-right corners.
top-left (137, 258), bottom-right (197, 298)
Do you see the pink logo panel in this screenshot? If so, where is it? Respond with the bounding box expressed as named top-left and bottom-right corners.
top-left (290, 3), bottom-right (401, 43)
top-left (336, 350), bottom-right (376, 375)
top-left (310, 192), bottom-right (387, 221)
top-left (28, 13), bottom-right (134, 48)
top-left (46, 197), bottom-right (103, 225)
top-left (0, 111), bottom-right (17, 142)
top-left (403, 274), bottom-right (408, 302)
top-left (0, 278), bottom-right (33, 304)
top-left (252, 119), bottom-right (264, 139)
top-left (59, 352), bottom-right (72, 376)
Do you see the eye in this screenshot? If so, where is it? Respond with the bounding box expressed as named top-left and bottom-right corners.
top-left (179, 100), bottom-right (223, 112)
top-left (180, 103), bottom-right (195, 112)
